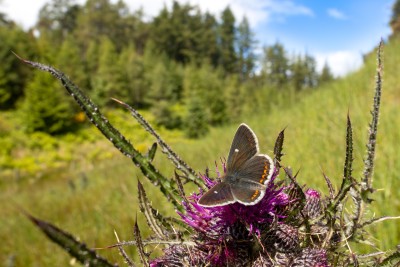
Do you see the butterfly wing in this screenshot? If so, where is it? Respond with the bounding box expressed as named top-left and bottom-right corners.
top-left (197, 181), bottom-right (235, 207)
top-left (227, 124), bottom-right (259, 173)
top-left (230, 154), bottom-right (274, 205)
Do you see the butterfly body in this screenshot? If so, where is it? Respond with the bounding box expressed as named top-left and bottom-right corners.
top-left (198, 124), bottom-right (274, 207)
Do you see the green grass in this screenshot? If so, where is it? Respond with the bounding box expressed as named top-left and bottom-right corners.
top-left (2, 38), bottom-right (400, 266)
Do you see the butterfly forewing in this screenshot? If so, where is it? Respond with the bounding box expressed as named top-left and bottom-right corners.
top-left (197, 182), bottom-right (235, 207)
top-left (230, 154), bottom-right (274, 205)
top-left (226, 124), bottom-right (259, 173)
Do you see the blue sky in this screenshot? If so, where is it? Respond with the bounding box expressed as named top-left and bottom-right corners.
top-left (1, 0), bottom-right (395, 76)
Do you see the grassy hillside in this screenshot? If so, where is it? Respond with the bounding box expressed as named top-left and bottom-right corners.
top-left (1, 38), bottom-right (400, 266)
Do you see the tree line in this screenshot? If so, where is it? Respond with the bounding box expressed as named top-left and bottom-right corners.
top-left (0, 0), bottom-right (334, 138)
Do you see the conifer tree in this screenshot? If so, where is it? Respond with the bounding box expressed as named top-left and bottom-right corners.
top-left (261, 42), bottom-right (289, 88)
top-left (118, 44), bottom-right (147, 107)
top-left (290, 54), bottom-right (306, 91)
top-left (319, 62), bottom-right (334, 84)
top-left (237, 16), bottom-right (257, 82)
top-left (36, 0), bottom-right (80, 45)
top-left (185, 92), bottom-right (208, 138)
top-left (90, 37), bottom-right (124, 106)
top-left (390, 0), bottom-right (400, 34)
top-left (0, 24), bottom-right (37, 109)
top-left (20, 71), bottom-right (74, 134)
top-left (219, 6), bottom-right (237, 74)
top-left (57, 35), bottom-right (88, 90)
top-left (200, 12), bottom-right (220, 67)
top-left (303, 53), bottom-right (318, 88)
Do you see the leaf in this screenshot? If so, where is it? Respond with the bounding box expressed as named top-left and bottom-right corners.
top-left (114, 230), bottom-right (136, 267)
top-left (133, 220), bottom-right (149, 266)
top-left (24, 212), bottom-right (117, 267)
top-left (174, 170), bottom-right (189, 203)
top-left (361, 39), bottom-right (383, 194)
top-left (146, 142), bottom-right (157, 162)
top-left (273, 127), bottom-right (286, 166)
top-left (331, 115), bottom-right (355, 211)
top-left (137, 181), bottom-right (167, 239)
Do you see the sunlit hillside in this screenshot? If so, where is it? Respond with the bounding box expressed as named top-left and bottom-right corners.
top-left (1, 36), bottom-right (399, 265)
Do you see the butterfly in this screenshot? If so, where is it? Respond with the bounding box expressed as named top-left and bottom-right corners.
top-left (198, 123), bottom-right (274, 207)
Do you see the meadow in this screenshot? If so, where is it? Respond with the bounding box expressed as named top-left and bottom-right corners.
top-left (1, 39), bottom-right (400, 266)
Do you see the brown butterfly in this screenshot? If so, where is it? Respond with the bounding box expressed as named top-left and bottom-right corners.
top-left (198, 123), bottom-right (274, 207)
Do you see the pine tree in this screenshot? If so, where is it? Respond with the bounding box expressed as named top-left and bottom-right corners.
top-left (185, 92), bottom-right (208, 138)
top-left (36, 0), bottom-right (80, 45)
top-left (303, 53), bottom-right (318, 88)
top-left (0, 24), bottom-right (37, 109)
top-left (261, 42), bottom-right (289, 88)
top-left (146, 56), bottom-right (183, 104)
top-left (118, 44), bottom-right (148, 107)
top-left (290, 54), bottom-right (306, 91)
top-left (219, 6), bottom-right (237, 74)
top-left (90, 37), bottom-right (124, 106)
top-left (237, 16), bottom-right (257, 82)
top-left (200, 12), bottom-right (220, 67)
top-left (20, 71), bottom-right (74, 134)
top-left (390, 0), bottom-right (400, 34)
top-left (225, 75), bottom-right (243, 121)
top-left (57, 35), bottom-right (88, 90)
top-left (319, 62), bottom-right (334, 84)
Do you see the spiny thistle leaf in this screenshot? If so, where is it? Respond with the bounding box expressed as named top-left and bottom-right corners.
top-left (328, 114), bottom-right (355, 216)
top-left (137, 181), bottom-right (167, 240)
top-left (343, 114), bottom-right (354, 182)
top-left (114, 231), bottom-right (136, 267)
top-left (322, 172), bottom-right (335, 199)
top-left (133, 220), bottom-right (148, 266)
top-left (349, 40), bottom-right (384, 239)
top-left (380, 248), bottom-right (400, 266)
top-left (274, 128), bottom-right (286, 167)
top-left (174, 170), bottom-right (189, 203)
top-left (24, 212), bottom-right (117, 267)
top-left (146, 143), bottom-right (157, 162)
top-left (111, 98), bottom-right (205, 190)
top-left (15, 54), bottom-right (183, 211)
top-left (361, 40), bottom-right (383, 194)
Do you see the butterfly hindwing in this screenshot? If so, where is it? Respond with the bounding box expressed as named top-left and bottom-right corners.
top-left (227, 124), bottom-right (259, 173)
top-left (197, 182), bottom-right (235, 207)
top-left (230, 154), bottom-right (274, 205)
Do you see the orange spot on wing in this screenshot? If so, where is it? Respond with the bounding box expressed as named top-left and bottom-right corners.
top-left (259, 161), bottom-right (270, 184)
top-left (251, 190), bottom-right (260, 200)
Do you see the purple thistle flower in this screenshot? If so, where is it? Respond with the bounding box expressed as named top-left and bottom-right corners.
top-left (151, 163), bottom-right (330, 266)
top-left (303, 188), bottom-right (323, 219)
top-left (172, 166), bottom-right (292, 265)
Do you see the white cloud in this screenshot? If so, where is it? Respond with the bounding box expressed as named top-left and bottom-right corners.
top-left (1, 0), bottom-right (313, 29)
top-left (327, 8), bottom-right (347, 20)
top-left (315, 51), bottom-right (363, 77)
top-left (1, 0), bottom-right (49, 29)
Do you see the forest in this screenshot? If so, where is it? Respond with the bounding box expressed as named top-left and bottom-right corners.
top-left (0, 0), bottom-right (333, 138)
